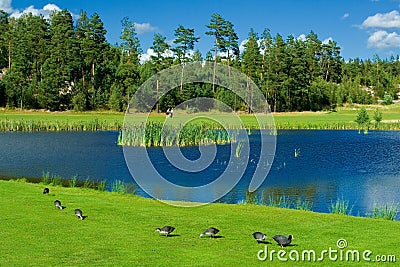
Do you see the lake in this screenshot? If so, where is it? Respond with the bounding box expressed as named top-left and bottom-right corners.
top-left (1, 130), bottom-right (399, 218)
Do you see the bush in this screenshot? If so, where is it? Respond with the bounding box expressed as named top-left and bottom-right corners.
top-left (355, 107), bottom-right (369, 130)
top-left (382, 92), bottom-right (393, 105)
top-left (373, 108), bottom-right (382, 125)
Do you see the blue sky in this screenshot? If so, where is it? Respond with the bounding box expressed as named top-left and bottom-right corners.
top-left (3, 0), bottom-right (400, 61)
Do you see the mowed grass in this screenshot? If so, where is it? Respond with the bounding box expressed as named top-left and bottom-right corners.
top-left (1, 103), bottom-right (400, 131)
top-left (0, 180), bottom-right (398, 266)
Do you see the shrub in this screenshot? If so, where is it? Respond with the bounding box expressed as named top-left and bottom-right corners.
top-left (382, 92), bottom-right (393, 105)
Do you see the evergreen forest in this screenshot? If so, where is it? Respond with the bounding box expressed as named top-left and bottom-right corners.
top-left (0, 10), bottom-right (399, 112)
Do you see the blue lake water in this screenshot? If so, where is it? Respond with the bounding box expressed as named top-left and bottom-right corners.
top-left (1, 130), bottom-right (399, 218)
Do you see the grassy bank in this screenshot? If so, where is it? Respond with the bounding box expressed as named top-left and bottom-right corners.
top-left (1, 103), bottom-right (400, 131)
top-left (0, 180), bottom-right (398, 266)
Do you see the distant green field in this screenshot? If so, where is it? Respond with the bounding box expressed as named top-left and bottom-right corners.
top-left (1, 103), bottom-right (400, 131)
top-left (0, 180), bottom-right (398, 266)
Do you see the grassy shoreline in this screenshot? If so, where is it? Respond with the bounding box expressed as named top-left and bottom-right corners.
top-left (1, 103), bottom-right (400, 131)
top-left (0, 179), bottom-right (398, 266)
top-left (3, 174), bottom-right (398, 221)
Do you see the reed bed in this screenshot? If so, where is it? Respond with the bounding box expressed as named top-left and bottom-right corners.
top-left (0, 118), bottom-right (122, 131)
top-left (244, 191), bottom-right (313, 211)
top-left (329, 197), bottom-right (354, 215)
top-left (243, 191), bottom-right (397, 220)
top-left (372, 203), bottom-right (398, 220)
top-left (118, 121), bottom-right (236, 147)
top-left (1, 116), bottom-right (399, 132)
top-left (38, 172), bottom-right (132, 193)
top-left (274, 121), bottom-right (400, 130)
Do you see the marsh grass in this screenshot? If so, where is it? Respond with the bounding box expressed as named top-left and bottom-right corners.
top-left (245, 190), bottom-right (258, 204)
top-left (2, 105), bottom-right (400, 133)
top-left (97, 180), bottom-right (107, 191)
top-left (0, 118), bottom-right (122, 131)
top-left (235, 141), bottom-right (244, 158)
top-left (42, 171), bottom-right (51, 185)
top-left (329, 197), bottom-right (354, 215)
top-left (244, 191), bottom-right (296, 209)
top-left (111, 180), bottom-right (127, 194)
top-left (119, 121), bottom-right (235, 147)
top-left (125, 182), bottom-right (136, 195)
top-left (69, 175), bottom-right (78, 188)
top-left (372, 203), bottom-right (398, 220)
top-left (111, 180), bottom-right (136, 194)
top-left (39, 172), bottom-right (134, 195)
top-left (294, 198), bottom-right (314, 211)
top-left (42, 172), bottom-right (64, 187)
top-left (264, 194), bottom-right (292, 209)
top-left (83, 178), bottom-right (94, 189)
top-left (50, 175), bottom-right (62, 186)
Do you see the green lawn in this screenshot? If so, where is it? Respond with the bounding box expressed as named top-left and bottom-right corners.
top-left (1, 103), bottom-right (400, 131)
top-left (0, 180), bottom-right (398, 266)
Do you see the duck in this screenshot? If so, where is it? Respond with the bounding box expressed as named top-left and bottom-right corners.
top-left (252, 232), bottom-right (267, 243)
top-left (74, 209), bottom-right (84, 220)
top-left (54, 200), bottom-right (64, 210)
top-left (43, 188), bottom-right (49, 194)
top-left (156, 226), bottom-right (175, 237)
top-left (200, 227), bottom-right (220, 238)
top-left (272, 235), bottom-right (293, 247)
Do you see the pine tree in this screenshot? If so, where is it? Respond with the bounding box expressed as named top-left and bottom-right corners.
top-left (241, 29), bottom-right (261, 113)
top-left (0, 10), bottom-right (9, 69)
top-left (39, 10), bottom-right (80, 110)
top-left (117, 17), bottom-right (142, 109)
top-left (76, 12), bottom-right (109, 109)
top-left (150, 33), bottom-right (173, 112)
top-left (206, 13), bottom-right (230, 92)
top-left (173, 25), bottom-right (199, 92)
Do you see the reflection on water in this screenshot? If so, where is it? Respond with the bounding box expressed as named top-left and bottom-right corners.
top-left (0, 130), bottom-right (399, 218)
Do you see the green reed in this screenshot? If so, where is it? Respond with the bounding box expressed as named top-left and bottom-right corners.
top-left (69, 175), bottom-right (78, 188)
top-left (97, 180), bottom-right (107, 191)
top-left (294, 198), bottom-right (314, 211)
top-left (372, 203), bottom-right (398, 220)
top-left (83, 178), bottom-right (93, 189)
top-left (111, 180), bottom-right (127, 194)
top-left (264, 194), bottom-right (292, 209)
top-left (42, 171), bottom-right (51, 185)
top-left (0, 118), bottom-right (122, 132)
top-left (118, 121), bottom-right (236, 147)
top-left (275, 121), bottom-right (400, 130)
top-left (329, 197), bottom-right (354, 215)
top-left (244, 191), bottom-right (314, 212)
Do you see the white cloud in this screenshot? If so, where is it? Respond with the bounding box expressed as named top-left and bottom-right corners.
top-left (134, 22), bottom-right (158, 35)
top-left (361, 10), bottom-right (400, 28)
top-left (342, 13), bottom-right (350, 20)
top-left (139, 48), bottom-right (174, 63)
top-left (297, 34), bottom-right (306, 41)
top-left (239, 39), bottom-right (248, 53)
top-left (140, 48), bottom-right (156, 63)
top-left (322, 37), bottom-right (333, 44)
top-left (43, 4), bottom-right (61, 12)
top-left (6, 0), bottom-right (62, 19)
top-left (0, 0), bottom-right (13, 12)
top-left (367, 30), bottom-right (400, 48)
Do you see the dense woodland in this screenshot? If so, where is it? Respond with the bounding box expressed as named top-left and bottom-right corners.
top-left (0, 10), bottom-right (399, 112)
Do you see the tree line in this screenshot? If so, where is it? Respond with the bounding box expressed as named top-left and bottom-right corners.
top-left (0, 10), bottom-right (399, 112)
